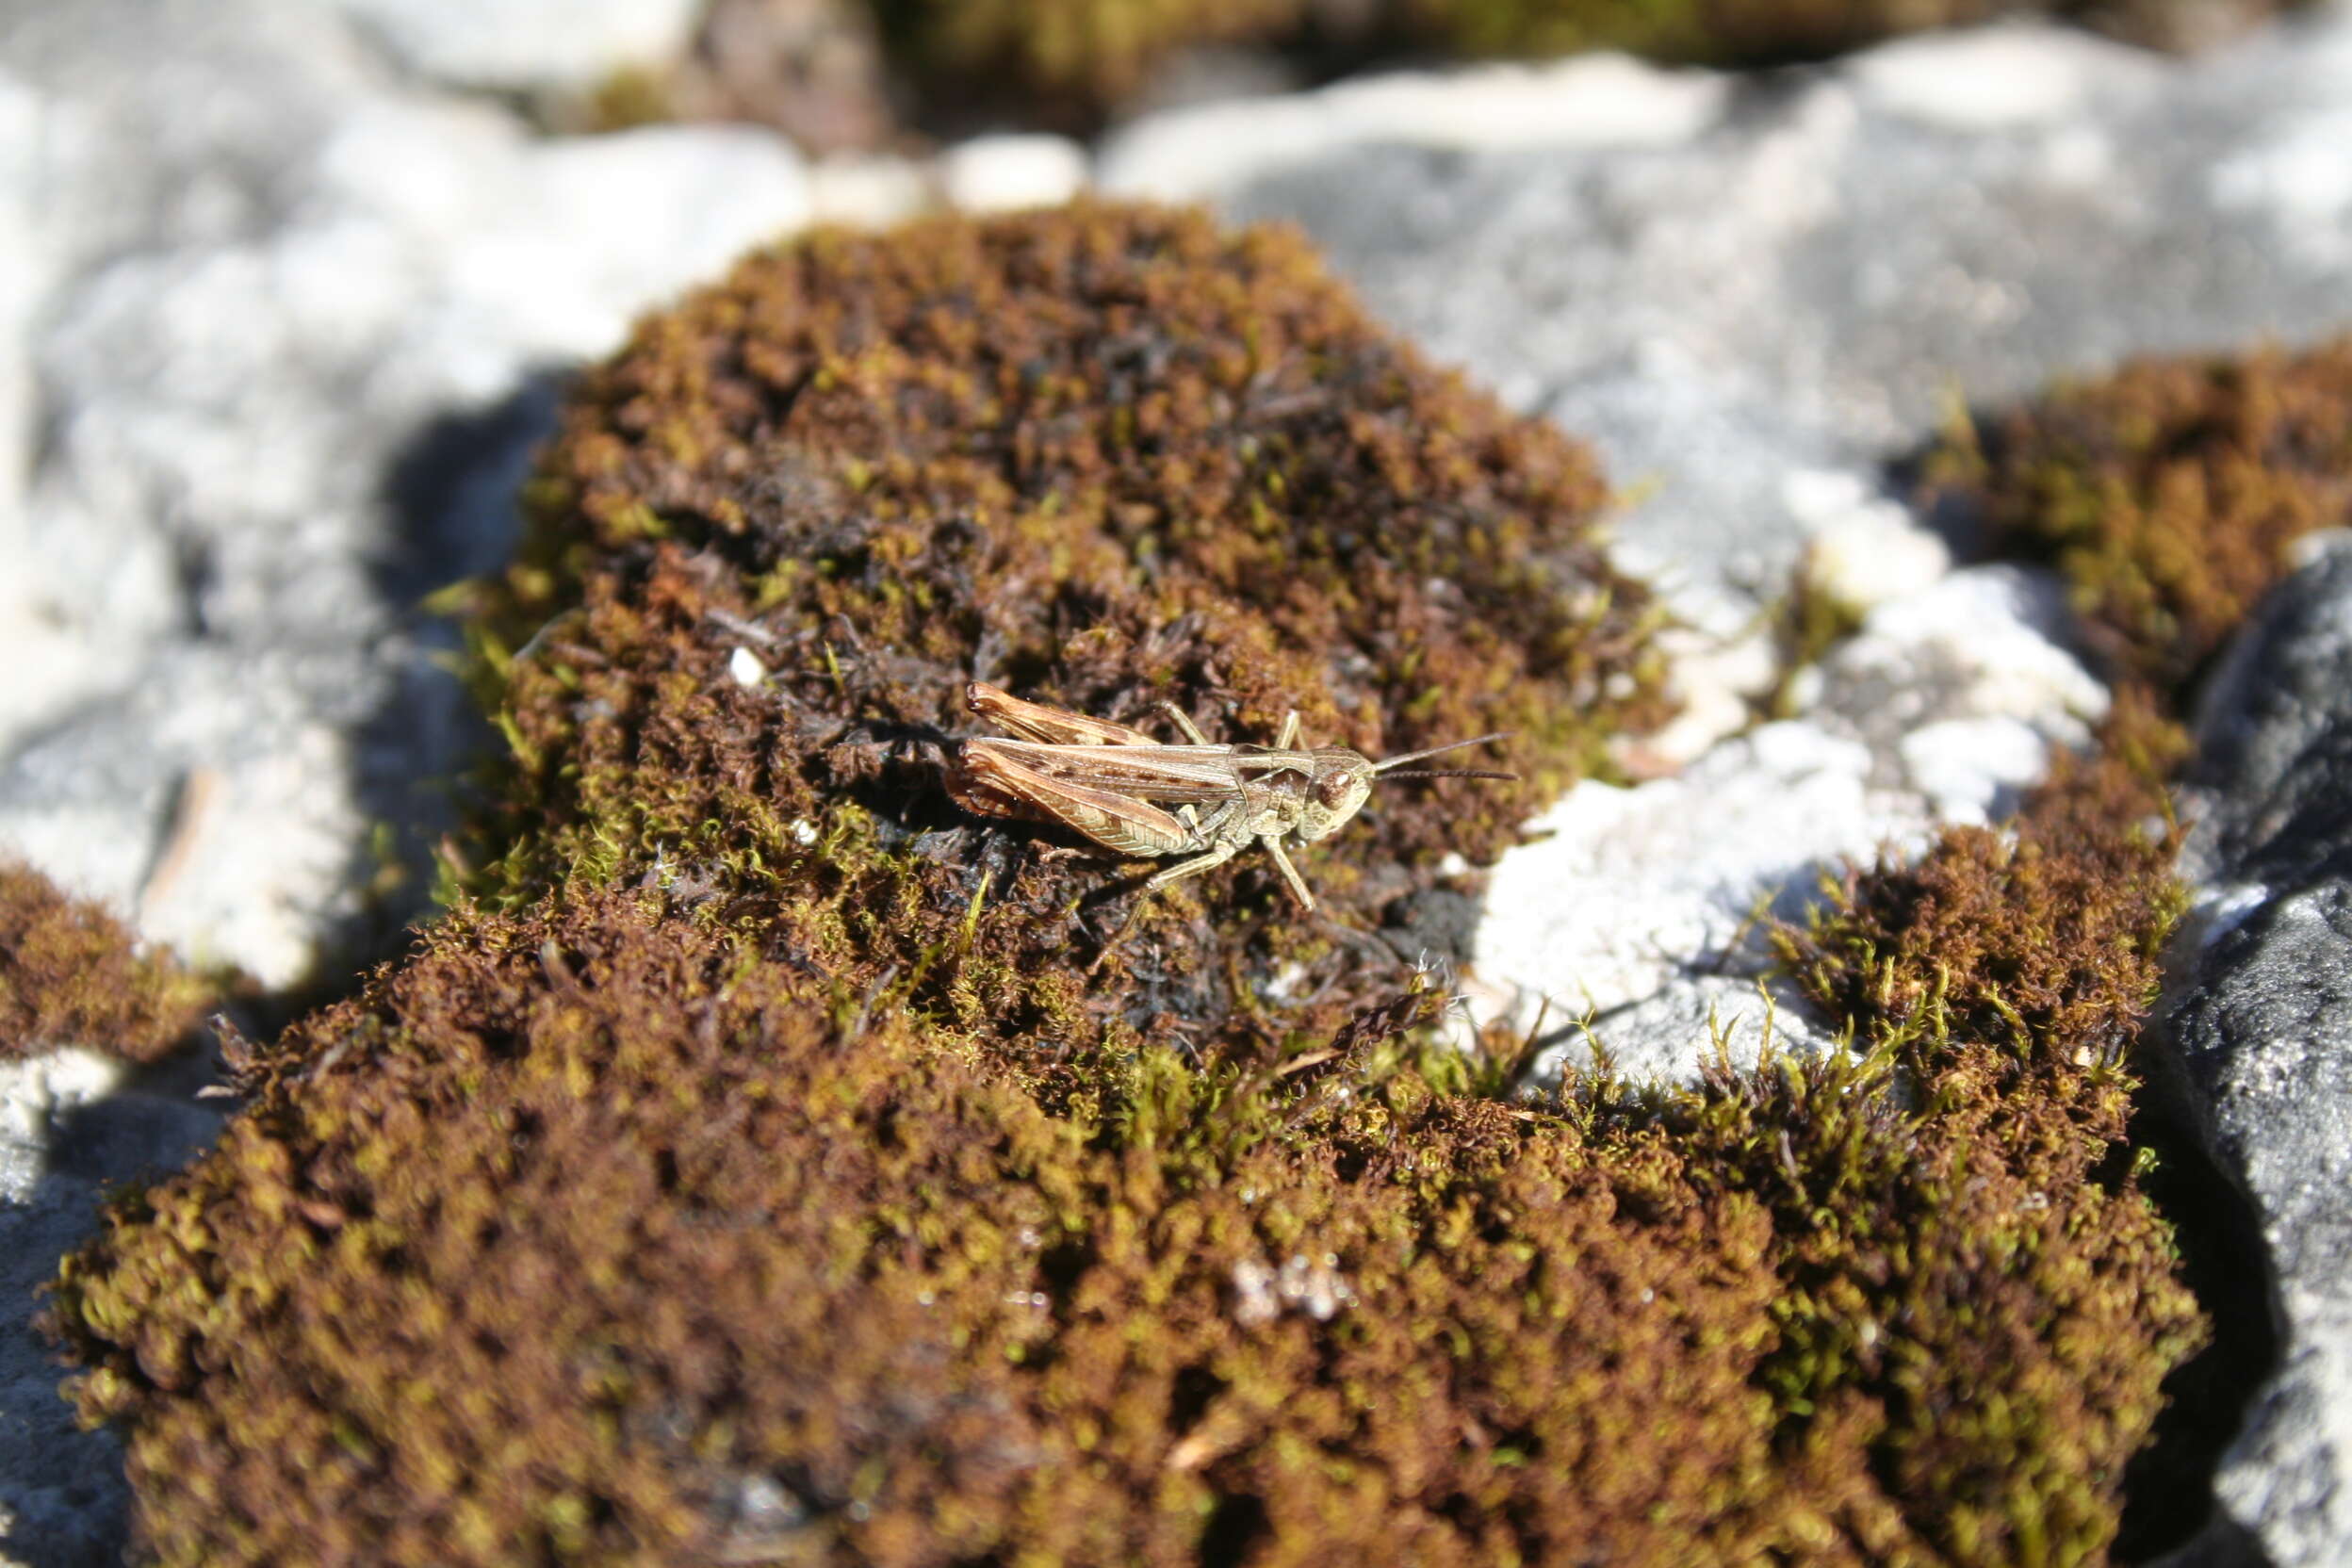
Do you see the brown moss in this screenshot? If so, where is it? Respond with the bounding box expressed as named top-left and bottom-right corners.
top-left (1779, 689), bottom-right (2188, 1077)
top-left (879, 0), bottom-right (1303, 113)
top-left (54, 820), bottom-right (2200, 1566)
top-left (55, 888), bottom-right (1796, 1566)
top-left (0, 860), bottom-right (210, 1062)
top-left (1924, 337), bottom-right (2352, 695)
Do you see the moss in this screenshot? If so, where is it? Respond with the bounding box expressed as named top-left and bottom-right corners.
top-left (1410, 0), bottom-right (2287, 62)
top-left (55, 892), bottom-right (1805, 1565)
top-left (1778, 688), bottom-right (2188, 1072)
top-left (50, 204), bottom-right (2207, 1565)
top-left (1923, 337), bottom-right (2352, 696)
top-left (876, 0), bottom-right (1304, 114)
top-left (0, 861), bottom-right (211, 1062)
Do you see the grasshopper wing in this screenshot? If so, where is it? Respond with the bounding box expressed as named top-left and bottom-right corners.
top-left (966, 682), bottom-right (1160, 747)
top-left (955, 740), bottom-right (1199, 857)
top-left (978, 742), bottom-right (1250, 806)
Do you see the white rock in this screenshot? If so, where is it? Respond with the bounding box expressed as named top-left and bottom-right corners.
top-left (1520, 975), bottom-right (1840, 1092)
top-left (1817, 565), bottom-right (2108, 752)
top-left (1, 12), bottom-right (812, 988)
top-left (1099, 53), bottom-right (1726, 203)
top-left (809, 152), bottom-right (934, 229)
top-left (327, 0), bottom-right (705, 93)
top-left (939, 134), bottom-right (1089, 214)
top-left (0, 1049), bottom-right (126, 1204)
top-left (1845, 24), bottom-right (2153, 131)
top-left (1637, 623), bottom-right (1778, 771)
top-left (1788, 469), bottom-right (1952, 612)
top-left (1476, 563), bottom-right (2103, 1081)
top-left (1476, 721), bottom-right (1897, 1025)
top-left (727, 645), bottom-right (768, 687)
top-left (1896, 715), bottom-right (2059, 826)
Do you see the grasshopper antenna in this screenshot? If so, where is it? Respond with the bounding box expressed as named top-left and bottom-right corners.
top-left (1380, 768), bottom-right (1519, 781)
top-left (1372, 732), bottom-right (1515, 775)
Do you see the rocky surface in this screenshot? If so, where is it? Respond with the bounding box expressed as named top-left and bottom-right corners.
top-left (2161, 536), bottom-right (2352, 1567)
top-left (4, 0), bottom-right (2352, 1560)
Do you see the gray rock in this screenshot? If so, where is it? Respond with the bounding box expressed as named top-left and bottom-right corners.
top-left (0, 1049), bottom-right (225, 1568)
top-left (2183, 534), bottom-right (2352, 906)
top-left (2161, 536), bottom-right (2352, 1566)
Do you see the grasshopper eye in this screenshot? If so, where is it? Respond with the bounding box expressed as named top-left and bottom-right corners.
top-left (1315, 774), bottom-right (1355, 809)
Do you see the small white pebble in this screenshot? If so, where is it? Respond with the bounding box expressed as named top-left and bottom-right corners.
top-left (727, 646), bottom-right (767, 687)
top-left (940, 134), bottom-right (1089, 212)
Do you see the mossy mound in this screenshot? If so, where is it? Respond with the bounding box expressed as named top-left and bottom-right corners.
top-left (0, 860), bottom-right (210, 1061)
top-left (1925, 337), bottom-right (2352, 696)
top-left (50, 204), bottom-right (2207, 1564)
top-left (479, 202), bottom-right (1663, 1076)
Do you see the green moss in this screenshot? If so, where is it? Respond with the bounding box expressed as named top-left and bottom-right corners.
top-left (48, 204), bottom-right (2208, 1565)
top-left (1923, 337), bottom-right (2352, 696)
top-left (0, 860), bottom-right (211, 1062)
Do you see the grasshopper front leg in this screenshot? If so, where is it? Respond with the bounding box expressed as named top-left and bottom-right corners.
top-left (1260, 837), bottom-right (1316, 911)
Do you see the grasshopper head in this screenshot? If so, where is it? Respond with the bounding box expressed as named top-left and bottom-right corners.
top-left (1295, 753), bottom-right (1377, 841)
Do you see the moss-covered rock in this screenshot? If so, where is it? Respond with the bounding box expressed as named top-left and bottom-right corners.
top-left (0, 861), bottom-right (210, 1062)
top-left (49, 203), bottom-right (2207, 1565)
top-left (1924, 337), bottom-right (2352, 696)
top-left (475, 201), bottom-right (1664, 1077)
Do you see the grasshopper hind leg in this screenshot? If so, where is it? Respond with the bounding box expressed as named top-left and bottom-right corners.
top-left (1142, 841), bottom-right (1243, 894)
top-left (1155, 702), bottom-right (1214, 746)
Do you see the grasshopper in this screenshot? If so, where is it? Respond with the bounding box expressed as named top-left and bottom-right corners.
top-left (946, 681), bottom-right (1515, 911)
